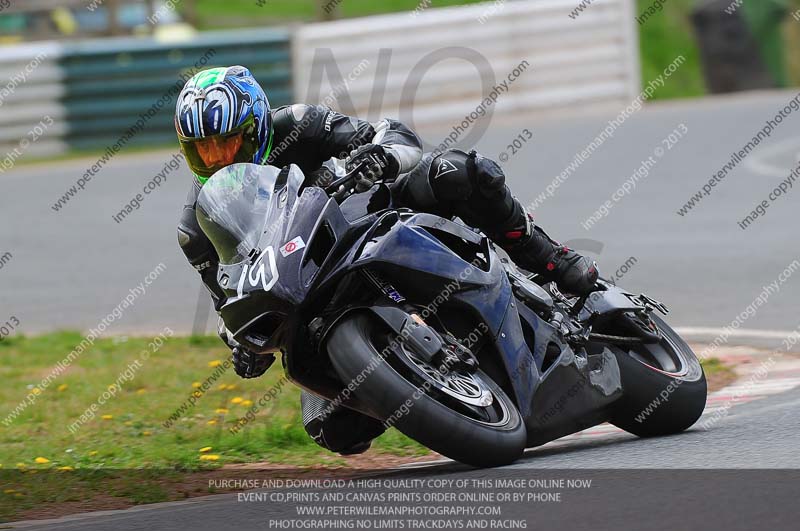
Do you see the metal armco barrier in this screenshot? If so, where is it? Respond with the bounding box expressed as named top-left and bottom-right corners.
top-left (0, 41), bottom-right (66, 159)
top-left (292, 0), bottom-right (641, 130)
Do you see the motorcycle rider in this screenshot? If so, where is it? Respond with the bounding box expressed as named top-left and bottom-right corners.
top-left (176, 66), bottom-right (599, 454)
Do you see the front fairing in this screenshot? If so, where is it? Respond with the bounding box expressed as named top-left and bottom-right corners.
top-left (197, 164), bottom-right (322, 345)
top-left (352, 213), bottom-right (511, 336)
top-left (198, 163), bottom-right (389, 352)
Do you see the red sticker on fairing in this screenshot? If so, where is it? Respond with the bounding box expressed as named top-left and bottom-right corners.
top-left (280, 237), bottom-right (306, 257)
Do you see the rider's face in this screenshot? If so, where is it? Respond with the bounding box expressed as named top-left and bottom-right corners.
top-left (195, 133), bottom-right (243, 168)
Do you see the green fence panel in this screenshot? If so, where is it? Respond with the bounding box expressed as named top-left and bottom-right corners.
top-left (60, 28), bottom-right (292, 152)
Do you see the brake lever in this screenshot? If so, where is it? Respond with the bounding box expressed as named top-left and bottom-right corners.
top-left (324, 160), bottom-right (368, 195)
top-left (325, 174), bottom-right (355, 195)
top-left (331, 185), bottom-right (354, 202)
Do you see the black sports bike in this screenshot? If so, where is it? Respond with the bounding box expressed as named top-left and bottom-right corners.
top-left (196, 162), bottom-right (707, 467)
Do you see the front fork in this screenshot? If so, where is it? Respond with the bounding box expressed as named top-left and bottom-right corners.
top-left (359, 269), bottom-right (480, 373)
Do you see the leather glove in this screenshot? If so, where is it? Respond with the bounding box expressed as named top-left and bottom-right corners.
top-left (232, 347), bottom-right (275, 379)
top-left (345, 144), bottom-right (400, 192)
top-left (218, 317), bottom-right (274, 379)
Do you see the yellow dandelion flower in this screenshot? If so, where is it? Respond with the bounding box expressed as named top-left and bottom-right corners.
top-left (230, 397), bottom-right (243, 404)
top-left (88, 451), bottom-right (98, 456)
top-left (57, 384), bottom-right (68, 392)
top-left (192, 390), bottom-right (202, 398)
top-left (199, 454), bottom-right (220, 461)
top-left (226, 384), bottom-right (237, 390)
top-left (34, 457), bottom-right (50, 464)
top-left (101, 415), bottom-right (113, 420)
top-left (142, 430), bottom-right (152, 436)
top-left (58, 466), bottom-right (74, 471)
top-left (207, 419), bottom-right (217, 425)
top-left (208, 360), bottom-right (222, 368)
top-left (192, 382), bottom-right (202, 389)
top-left (136, 388), bottom-right (147, 395)
top-left (199, 446), bottom-right (213, 453)
top-left (31, 388), bottom-right (41, 395)
top-left (241, 400), bottom-right (253, 407)
top-left (215, 408), bottom-right (228, 414)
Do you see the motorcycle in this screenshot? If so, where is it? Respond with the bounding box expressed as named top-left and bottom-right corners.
top-left (197, 162), bottom-right (707, 467)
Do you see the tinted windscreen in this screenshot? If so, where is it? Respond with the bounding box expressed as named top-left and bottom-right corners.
top-left (196, 163), bottom-right (279, 264)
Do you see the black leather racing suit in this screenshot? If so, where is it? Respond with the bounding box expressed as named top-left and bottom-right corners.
top-left (178, 104), bottom-right (541, 454)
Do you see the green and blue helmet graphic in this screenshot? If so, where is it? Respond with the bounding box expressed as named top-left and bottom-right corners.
top-left (175, 66), bottom-right (273, 185)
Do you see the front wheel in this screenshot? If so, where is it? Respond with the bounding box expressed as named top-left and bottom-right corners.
top-left (327, 313), bottom-right (526, 468)
top-left (610, 314), bottom-right (707, 437)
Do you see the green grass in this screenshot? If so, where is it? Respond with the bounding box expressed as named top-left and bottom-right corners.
top-left (699, 356), bottom-right (737, 393)
top-left (700, 356), bottom-right (735, 378)
top-left (784, 1), bottom-right (800, 86)
top-left (0, 332), bottom-right (427, 520)
top-left (0, 332), bottom-right (425, 469)
top-left (192, 0), bottom-right (487, 28)
top-left (635, 0), bottom-right (706, 100)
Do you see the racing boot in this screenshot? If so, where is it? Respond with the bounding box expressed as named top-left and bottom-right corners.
top-left (499, 214), bottom-right (599, 296)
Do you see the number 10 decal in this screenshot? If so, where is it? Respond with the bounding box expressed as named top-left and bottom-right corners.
top-left (237, 246), bottom-right (279, 298)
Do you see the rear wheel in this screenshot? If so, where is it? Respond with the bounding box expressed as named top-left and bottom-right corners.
top-left (610, 314), bottom-right (707, 437)
top-left (327, 313), bottom-right (526, 467)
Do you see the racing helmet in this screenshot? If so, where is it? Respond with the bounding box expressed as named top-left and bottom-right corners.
top-left (175, 66), bottom-right (273, 185)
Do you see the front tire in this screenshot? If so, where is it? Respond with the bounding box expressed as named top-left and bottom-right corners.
top-left (610, 314), bottom-right (707, 437)
top-left (327, 313), bottom-right (526, 467)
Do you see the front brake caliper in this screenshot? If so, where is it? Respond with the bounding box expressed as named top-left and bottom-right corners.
top-left (437, 333), bottom-right (479, 374)
top-left (399, 315), bottom-right (444, 363)
top-left (399, 316), bottom-right (479, 374)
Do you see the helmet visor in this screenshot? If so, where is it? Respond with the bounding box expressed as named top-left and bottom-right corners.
top-left (178, 114), bottom-right (260, 182)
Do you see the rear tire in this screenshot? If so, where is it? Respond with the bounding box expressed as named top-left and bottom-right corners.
top-left (327, 313), bottom-right (526, 467)
top-left (610, 315), bottom-right (707, 437)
